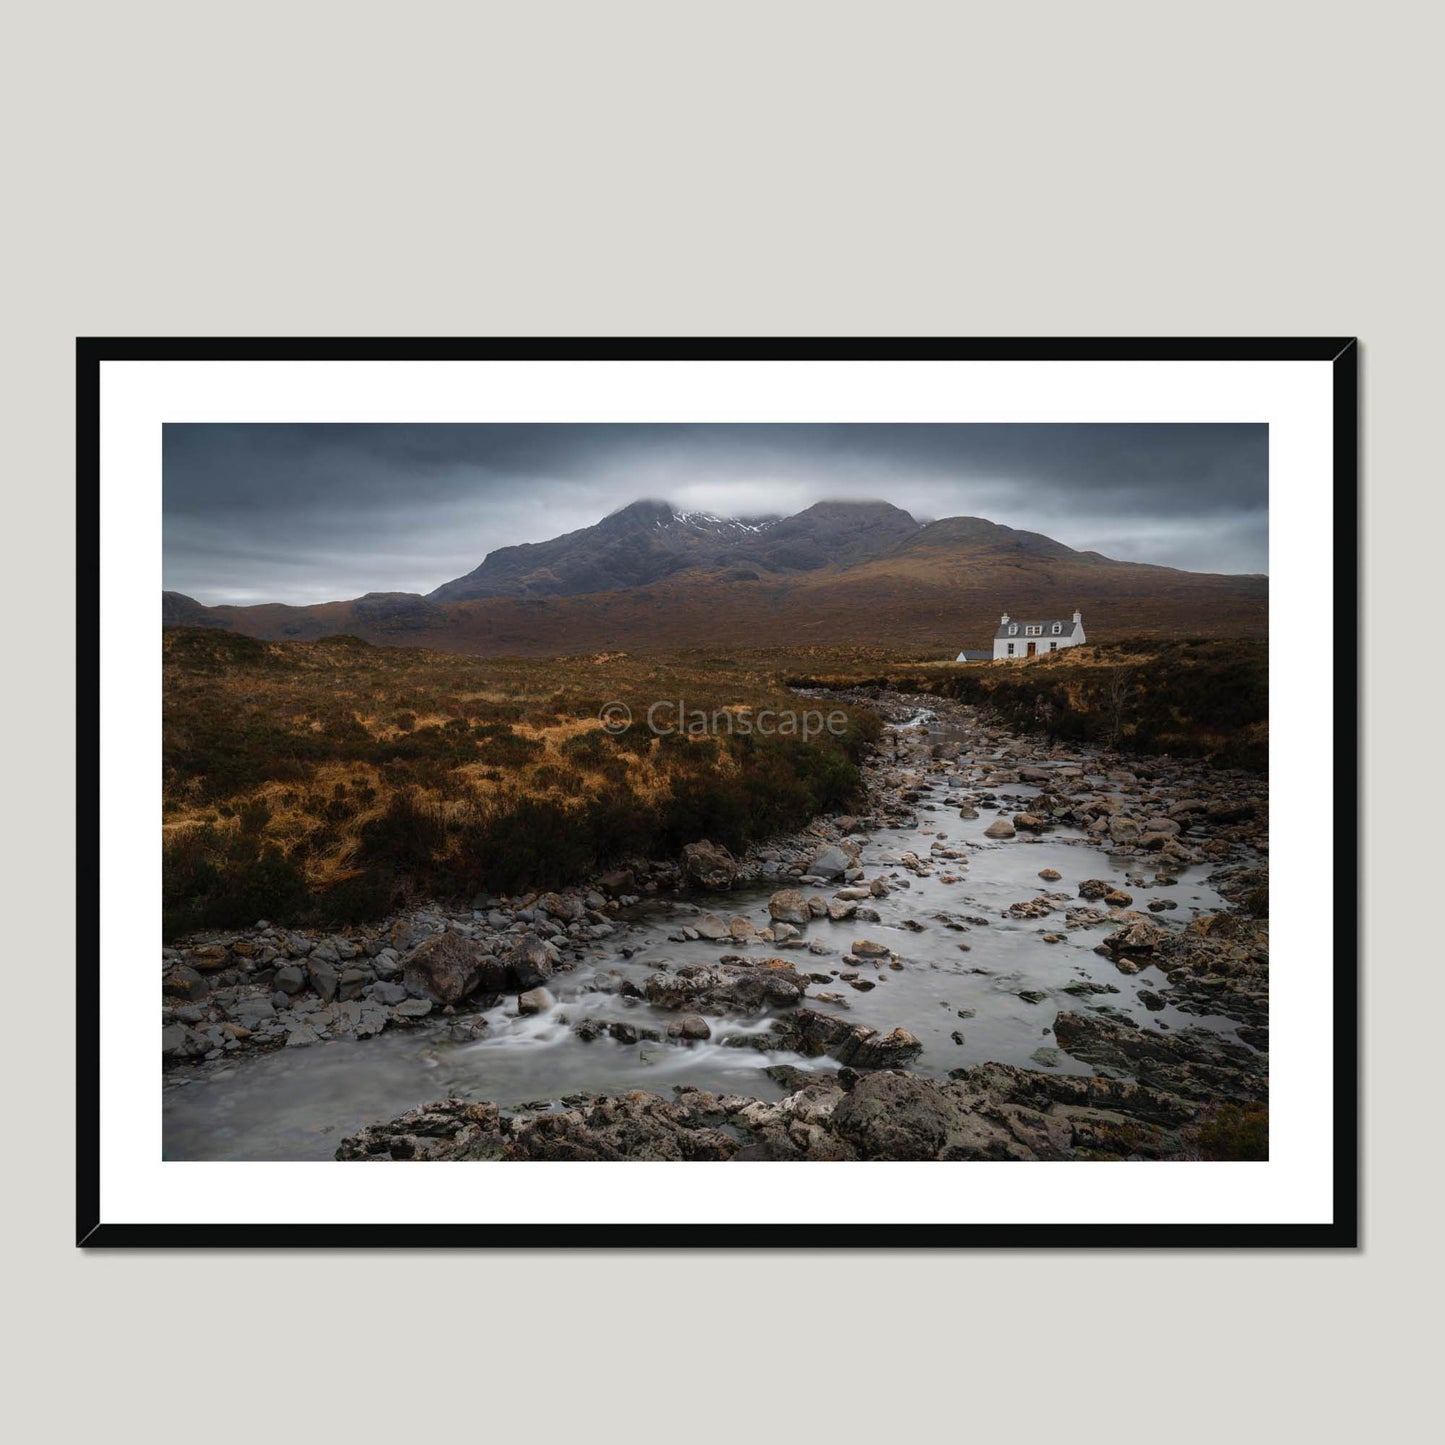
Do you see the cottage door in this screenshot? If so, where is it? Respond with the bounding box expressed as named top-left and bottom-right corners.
top-left (1026, 641), bottom-right (1037, 657)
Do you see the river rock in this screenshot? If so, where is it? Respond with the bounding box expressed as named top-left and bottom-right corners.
top-left (644, 960), bottom-right (806, 1012)
top-left (1078, 879), bottom-right (1112, 900)
top-left (187, 944), bottom-right (231, 972)
top-left (517, 987), bottom-right (554, 1015)
top-left (681, 840), bottom-right (740, 890)
top-left (1104, 919), bottom-right (1169, 955)
top-left (234, 996), bottom-right (276, 1024)
top-left (307, 959), bottom-right (339, 1002)
top-left (160, 1023), bottom-right (209, 1059)
top-left (162, 964), bottom-right (209, 1002)
top-left (495, 932), bottom-right (556, 991)
top-left (1052, 1010), bottom-right (1266, 1104)
top-left (768, 889), bottom-right (811, 924)
top-left (401, 932), bottom-right (483, 1003)
top-left (984, 819), bottom-right (1016, 839)
top-left (274, 964), bottom-right (306, 995)
top-left (851, 939), bottom-right (890, 958)
top-left (806, 845), bottom-right (853, 879)
top-left (695, 913), bottom-right (729, 940)
top-left (827, 1072), bottom-right (1009, 1161)
top-left (835, 1026), bottom-right (923, 1070)
top-left (669, 1014), bottom-right (712, 1041)
top-left (339, 965), bottom-right (373, 1001)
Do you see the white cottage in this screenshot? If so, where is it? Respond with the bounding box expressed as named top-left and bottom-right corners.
top-left (985, 609), bottom-right (1085, 661)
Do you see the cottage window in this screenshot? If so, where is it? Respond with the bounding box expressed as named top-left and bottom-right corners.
top-left (1052, 623), bottom-right (1061, 634)
top-left (1025, 624), bottom-right (1042, 636)
top-left (1007, 642), bottom-right (1015, 656)
top-left (1049, 641), bottom-right (1057, 651)
top-left (1008, 624), bottom-right (1017, 635)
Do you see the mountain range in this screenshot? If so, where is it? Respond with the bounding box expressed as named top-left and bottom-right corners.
top-left (162, 498), bottom-right (1267, 655)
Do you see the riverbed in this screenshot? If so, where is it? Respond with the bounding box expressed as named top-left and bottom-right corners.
top-left (163, 707), bottom-right (1253, 1160)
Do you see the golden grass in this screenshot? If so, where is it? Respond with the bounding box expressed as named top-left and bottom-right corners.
top-left (161, 629), bottom-right (885, 913)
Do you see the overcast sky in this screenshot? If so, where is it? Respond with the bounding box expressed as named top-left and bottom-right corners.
top-left (163, 423), bottom-right (1268, 605)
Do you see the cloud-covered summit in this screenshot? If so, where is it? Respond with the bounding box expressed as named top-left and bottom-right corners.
top-left (163, 423), bottom-right (1267, 606)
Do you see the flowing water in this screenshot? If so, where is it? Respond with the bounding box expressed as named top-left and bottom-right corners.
top-left (163, 713), bottom-right (1247, 1160)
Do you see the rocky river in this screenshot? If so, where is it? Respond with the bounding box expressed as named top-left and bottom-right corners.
top-left (162, 692), bottom-right (1269, 1161)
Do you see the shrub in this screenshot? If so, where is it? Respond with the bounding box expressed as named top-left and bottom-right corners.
top-left (475, 727), bottom-right (545, 768)
top-left (357, 789), bottom-right (447, 870)
top-left (1198, 1104), bottom-right (1269, 1161)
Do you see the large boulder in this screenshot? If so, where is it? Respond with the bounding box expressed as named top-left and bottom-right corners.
top-left (828, 1072), bottom-right (981, 1160)
top-left (681, 840), bottom-right (740, 891)
top-left (401, 932), bottom-right (484, 1004)
top-left (984, 818), bottom-right (1016, 839)
top-left (768, 889), bottom-right (811, 924)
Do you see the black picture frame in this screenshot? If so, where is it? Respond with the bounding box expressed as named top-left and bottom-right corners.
top-left (78, 337), bottom-right (1359, 1249)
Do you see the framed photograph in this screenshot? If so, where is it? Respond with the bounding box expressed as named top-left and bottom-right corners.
top-left (79, 338), bottom-right (1357, 1247)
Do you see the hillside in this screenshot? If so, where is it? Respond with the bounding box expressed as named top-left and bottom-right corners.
top-left (160, 628), bottom-right (881, 935)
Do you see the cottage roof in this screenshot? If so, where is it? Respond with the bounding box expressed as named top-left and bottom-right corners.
top-left (995, 617), bottom-right (1082, 640)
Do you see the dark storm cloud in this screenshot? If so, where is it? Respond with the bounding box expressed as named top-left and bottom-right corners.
top-left (163, 423), bottom-right (1268, 604)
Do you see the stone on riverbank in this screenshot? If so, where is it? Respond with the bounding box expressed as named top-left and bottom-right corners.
top-left (806, 844), bottom-right (854, 879)
top-left (401, 932), bottom-right (484, 1004)
top-left (681, 840), bottom-right (740, 890)
top-left (336, 1056), bottom-right (1222, 1163)
top-left (496, 932), bottom-right (556, 991)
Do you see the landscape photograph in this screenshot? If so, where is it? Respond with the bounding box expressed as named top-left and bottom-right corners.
top-left (160, 421), bottom-right (1270, 1164)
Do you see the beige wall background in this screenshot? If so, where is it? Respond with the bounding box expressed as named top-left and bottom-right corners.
top-left (4, 2), bottom-right (1423, 1440)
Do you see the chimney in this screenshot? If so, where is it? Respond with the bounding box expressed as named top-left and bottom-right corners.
top-left (1001, 612), bottom-right (1009, 624)
top-left (1072, 608), bottom-right (1082, 623)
